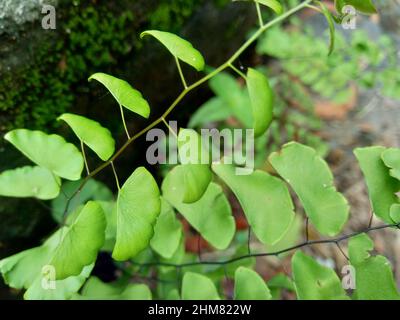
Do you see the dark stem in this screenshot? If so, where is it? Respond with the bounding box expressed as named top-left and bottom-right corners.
top-left (368, 211), bottom-right (374, 228)
top-left (247, 226), bottom-right (252, 254)
top-left (131, 221), bottom-right (400, 269)
top-left (197, 233), bottom-right (202, 262)
top-left (335, 241), bottom-right (350, 261)
top-left (305, 217), bottom-right (310, 242)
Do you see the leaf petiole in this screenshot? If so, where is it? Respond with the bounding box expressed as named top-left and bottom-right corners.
top-left (80, 140), bottom-right (90, 175)
top-left (255, 1), bottom-right (264, 27)
top-left (175, 57), bottom-right (188, 89)
top-left (119, 104), bottom-right (131, 140)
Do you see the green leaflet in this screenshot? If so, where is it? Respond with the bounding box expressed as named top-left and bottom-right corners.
top-left (182, 272), bottom-right (220, 300)
top-left (256, 0), bottom-right (283, 15)
top-left (354, 147), bottom-right (400, 223)
top-left (390, 204), bottom-right (400, 223)
top-left (166, 289), bottom-right (181, 300)
top-left (352, 256), bottom-right (400, 300)
top-left (292, 251), bottom-right (348, 300)
top-left (98, 201), bottom-right (118, 251)
top-left (89, 73), bottom-right (150, 118)
top-left (156, 267), bottom-right (184, 301)
top-left (156, 266), bottom-right (182, 300)
top-left (49, 201), bottom-right (106, 280)
top-left (265, 215), bottom-right (302, 256)
top-left (349, 234), bottom-right (400, 300)
top-left (348, 233), bottom-right (374, 265)
top-left (62, 202), bottom-right (116, 252)
top-left (104, 284), bottom-right (152, 300)
top-left (24, 265), bottom-right (94, 300)
top-left (335, 0), bottom-right (377, 15)
top-left (150, 198), bottom-right (183, 259)
top-left (140, 30), bottom-right (205, 71)
top-left (112, 167), bottom-right (161, 261)
top-left (159, 236), bottom-right (186, 265)
top-left (4, 129), bottom-right (84, 181)
top-left (180, 164), bottom-right (216, 203)
top-left (316, 1), bottom-right (336, 56)
top-left (247, 68), bottom-right (274, 137)
top-left (236, 0), bottom-right (283, 15)
top-left (206, 72), bottom-right (252, 127)
top-left (210, 71), bottom-right (242, 97)
top-left (210, 245), bottom-right (256, 279)
top-left (212, 163), bottom-right (295, 245)
top-left (177, 128), bottom-right (212, 203)
top-left (162, 168), bottom-right (235, 250)
top-left (382, 148), bottom-right (400, 181)
top-left (269, 142), bottom-right (349, 236)
top-left (58, 113), bottom-right (115, 161)
top-left (0, 229), bottom-right (94, 299)
top-left (51, 179), bottom-right (114, 223)
top-left (335, 0), bottom-right (343, 12)
top-left (267, 273), bottom-right (295, 293)
top-left (234, 267), bottom-right (272, 300)
top-left (0, 166), bottom-right (60, 200)
top-left (0, 234), bottom-right (58, 290)
top-left (334, 0), bottom-right (345, 13)
top-left (177, 128), bottom-right (209, 165)
top-left (81, 276), bottom-right (120, 297)
top-left (75, 277), bottom-right (152, 300)
top-left (188, 97), bottom-right (233, 128)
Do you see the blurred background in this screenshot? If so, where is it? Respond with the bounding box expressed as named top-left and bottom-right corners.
top-left (0, 0), bottom-right (399, 299)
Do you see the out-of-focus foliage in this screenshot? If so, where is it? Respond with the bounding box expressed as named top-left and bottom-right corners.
top-left (257, 22), bottom-right (400, 102)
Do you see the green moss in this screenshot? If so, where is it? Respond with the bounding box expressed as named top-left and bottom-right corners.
top-left (149, 0), bottom-right (202, 31)
top-left (0, 0), bottom-right (222, 133)
top-left (63, 4), bottom-right (136, 81)
top-left (0, 43), bottom-right (72, 132)
top-left (149, 0), bottom-right (228, 31)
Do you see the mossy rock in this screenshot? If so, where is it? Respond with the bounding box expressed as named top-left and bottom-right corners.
top-left (0, 0), bottom-right (245, 134)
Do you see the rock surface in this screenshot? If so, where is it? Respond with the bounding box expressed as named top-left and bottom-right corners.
top-left (0, 0), bottom-right (57, 35)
